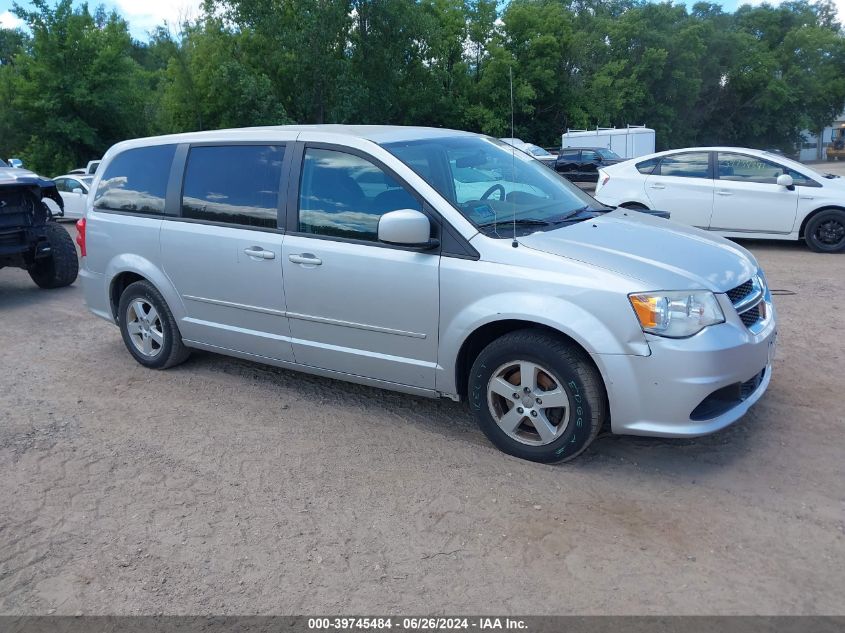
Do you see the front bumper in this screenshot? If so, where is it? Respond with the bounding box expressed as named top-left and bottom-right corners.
top-left (593, 294), bottom-right (777, 437)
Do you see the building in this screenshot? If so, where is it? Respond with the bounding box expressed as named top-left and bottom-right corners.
top-left (799, 111), bottom-right (845, 162)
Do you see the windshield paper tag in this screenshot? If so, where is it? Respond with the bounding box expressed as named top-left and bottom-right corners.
top-left (472, 204), bottom-right (495, 220)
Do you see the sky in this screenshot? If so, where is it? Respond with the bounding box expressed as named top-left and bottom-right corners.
top-left (1, 0), bottom-right (843, 40)
top-left (0, 0), bottom-right (204, 38)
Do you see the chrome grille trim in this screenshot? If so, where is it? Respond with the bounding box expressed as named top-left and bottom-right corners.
top-left (727, 276), bottom-right (768, 332)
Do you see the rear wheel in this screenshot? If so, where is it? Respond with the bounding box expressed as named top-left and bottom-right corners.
top-left (118, 280), bottom-right (190, 369)
top-left (468, 330), bottom-right (607, 463)
top-left (805, 209), bottom-right (845, 253)
top-left (28, 221), bottom-right (79, 289)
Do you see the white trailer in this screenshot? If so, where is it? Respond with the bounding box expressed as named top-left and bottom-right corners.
top-left (561, 125), bottom-right (656, 159)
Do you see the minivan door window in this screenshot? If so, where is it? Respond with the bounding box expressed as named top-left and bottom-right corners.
top-left (182, 145), bottom-right (285, 229)
top-left (298, 148), bottom-right (421, 242)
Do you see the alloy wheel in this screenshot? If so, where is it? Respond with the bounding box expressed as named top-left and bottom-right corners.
top-left (487, 360), bottom-right (571, 446)
top-left (126, 299), bottom-right (165, 358)
top-left (815, 218), bottom-right (845, 247)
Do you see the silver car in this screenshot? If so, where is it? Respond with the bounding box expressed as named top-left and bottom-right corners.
top-left (78, 126), bottom-right (777, 462)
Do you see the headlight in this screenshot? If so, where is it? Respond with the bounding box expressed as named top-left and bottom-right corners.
top-left (629, 291), bottom-right (725, 338)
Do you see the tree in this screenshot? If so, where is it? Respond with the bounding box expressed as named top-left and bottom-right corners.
top-left (9, 0), bottom-right (149, 175)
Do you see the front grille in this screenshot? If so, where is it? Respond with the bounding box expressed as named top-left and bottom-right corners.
top-left (739, 303), bottom-right (762, 327)
top-left (727, 279), bottom-right (754, 304)
top-left (727, 277), bottom-right (766, 331)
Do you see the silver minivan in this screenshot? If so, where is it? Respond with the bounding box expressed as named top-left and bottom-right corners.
top-left (78, 125), bottom-right (777, 462)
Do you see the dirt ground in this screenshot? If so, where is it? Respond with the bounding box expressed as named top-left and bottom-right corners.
top-left (1, 222), bottom-right (843, 616)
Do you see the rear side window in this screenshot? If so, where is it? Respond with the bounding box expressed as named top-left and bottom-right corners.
top-left (559, 150), bottom-right (579, 160)
top-left (657, 152), bottom-right (711, 179)
top-left (93, 145), bottom-right (176, 214)
top-left (636, 158), bottom-right (659, 175)
top-left (181, 145), bottom-right (285, 229)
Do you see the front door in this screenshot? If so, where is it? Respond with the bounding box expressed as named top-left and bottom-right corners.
top-left (709, 152), bottom-right (799, 234)
top-left (644, 151), bottom-right (715, 228)
top-left (281, 145), bottom-right (440, 389)
top-left (160, 143), bottom-right (295, 362)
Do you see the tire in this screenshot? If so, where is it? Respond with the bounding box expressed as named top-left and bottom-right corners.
top-left (28, 222), bottom-right (79, 289)
top-left (804, 209), bottom-right (845, 253)
top-left (468, 329), bottom-right (607, 463)
top-left (117, 280), bottom-right (191, 369)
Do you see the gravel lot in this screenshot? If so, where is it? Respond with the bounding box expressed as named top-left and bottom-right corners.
top-left (1, 220), bottom-right (844, 615)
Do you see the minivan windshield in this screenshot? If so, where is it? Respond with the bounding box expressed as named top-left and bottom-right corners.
top-left (382, 136), bottom-right (603, 234)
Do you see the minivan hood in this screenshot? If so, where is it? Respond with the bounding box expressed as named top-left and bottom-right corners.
top-left (518, 209), bottom-right (758, 292)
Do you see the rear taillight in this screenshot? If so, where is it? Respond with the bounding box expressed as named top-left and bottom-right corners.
top-left (600, 173), bottom-right (610, 188)
top-left (75, 217), bottom-right (86, 257)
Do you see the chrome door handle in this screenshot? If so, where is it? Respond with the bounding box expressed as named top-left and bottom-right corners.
top-left (716, 191), bottom-right (733, 196)
top-left (289, 253), bottom-right (322, 266)
top-left (244, 247), bottom-right (275, 260)
top-left (649, 184), bottom-right (666, 190)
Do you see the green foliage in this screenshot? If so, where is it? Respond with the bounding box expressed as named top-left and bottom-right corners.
top-left (3, 0), bottom-right (845, 174)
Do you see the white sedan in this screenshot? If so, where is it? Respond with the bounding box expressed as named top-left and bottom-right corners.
top-left (43, 174), bottom-right (93, 220)
top-left (594, 147), bottom-right (845, 252)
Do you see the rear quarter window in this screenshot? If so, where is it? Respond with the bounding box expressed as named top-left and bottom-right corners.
top-left (93, 145), bottom-right (176, 214)
top-left (636, 158), bottom-right (659, 175)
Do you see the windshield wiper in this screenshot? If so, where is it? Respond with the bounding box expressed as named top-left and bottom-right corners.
top-left (477, 218), bottom-right (551, 228)
top-left (547, 205), bottom-right (595, 222)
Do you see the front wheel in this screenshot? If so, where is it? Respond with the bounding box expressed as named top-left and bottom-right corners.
top-left (118, 280), bottom-right (191, 369)
top-left (805, 209), bottom-right (845, 253)
top-left (29, 222), bottom-right (79, 288)
top-left (468, 330), bottom-right (607, 463)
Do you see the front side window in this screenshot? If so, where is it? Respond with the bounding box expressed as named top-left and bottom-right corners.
top-left (717, 152), bottom-right (818, 187)
top-left (298, 148), bottom-right (421, 242)
top-left (657, 152), bottom-right (710, 179)
top-left (94, 145), bottom-right (176, 214)
top-left (717, 153), bottom-right (785, 184)
top-left (182, 145), bottom-right (285, 229)
top-left (383, 136), bottom-right (599, 232)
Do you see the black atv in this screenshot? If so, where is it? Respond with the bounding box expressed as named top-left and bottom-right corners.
top-left (0, 168), bottom-right (79, 288)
